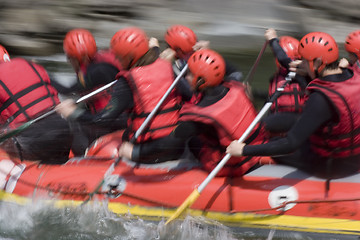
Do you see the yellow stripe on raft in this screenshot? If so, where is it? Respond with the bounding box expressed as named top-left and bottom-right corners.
top-left (1, 190), bottom-right (360, 236)
top-left (108, 202), bottom-right (360, 235)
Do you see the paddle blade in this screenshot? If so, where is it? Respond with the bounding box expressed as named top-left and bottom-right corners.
top-left (165, 189), bottom-right (200, 225)
top-left (0, 121), bottom-right (33, 143)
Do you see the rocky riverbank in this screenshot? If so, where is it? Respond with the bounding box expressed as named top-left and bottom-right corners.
top-left (0, 0), bottom-right (359, 56)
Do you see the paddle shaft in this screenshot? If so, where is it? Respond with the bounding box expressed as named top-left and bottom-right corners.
top-left (76, 80), bottom-right (117, 103)
top-left (198, 72), bottom-right (295, 192)
top-left (133, 64), bottom-right (188, 140)
top-left (31, 80), bottom-right (118, 122)
top-left (165, 71), bottom-right (296, 224)
top-left (0, 80), bottom-right (118, 143)
top-left (82, 64), bottom-right (189, 204)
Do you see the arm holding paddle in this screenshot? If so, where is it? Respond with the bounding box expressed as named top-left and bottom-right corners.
top-left (165, 71), bottom-right (296, 225)
top-left (81, 27), bottom-right (189, 204)
top-left (118, 141), bottom-right (133, 159)
top-left (0, 78), bottom-right (119, 144)
top-left (116, 64), bottom-right (189, 162)
top-left (56, 77), bottom-right (133, 126)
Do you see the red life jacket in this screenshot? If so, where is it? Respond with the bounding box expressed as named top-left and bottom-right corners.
top-left (268, 72), bottom-right (306, 113)
top-left (179, 81), bottom-right (263, 177)
top-left (0, 58), bottom-right (59, 128)
top-left (307, 74), bottom-right (360, 158)
top-left (125, 58), bottom-right (181, 142)
top-left (79, 50), bottom-right (122, 113)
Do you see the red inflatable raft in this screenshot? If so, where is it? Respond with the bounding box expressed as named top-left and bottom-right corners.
top-left (0, 130), bottom-right (360, 238)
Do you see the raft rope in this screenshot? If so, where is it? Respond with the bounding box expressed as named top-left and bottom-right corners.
top-left (1, 166), bottom-right (360, 213)
top-left (232, 197), bottom-right (360, 213)
top-left (0, 165), bottom-right (174, 207)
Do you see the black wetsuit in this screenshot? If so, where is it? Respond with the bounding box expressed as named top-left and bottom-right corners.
top-left (51, 62), bottom-right (119, 94)
top-left (67, 49), bottom-right (191, 162)
top-left (131, 84), bottom-right (233, 163)
top-left (130, 55), bottom-right (244, 164)
top-left (52, 61), bottom-right (128, 155)
top-left (262, 38), bottom-right (309, 134)
top-left (244, 69), bottom-right (360, 178)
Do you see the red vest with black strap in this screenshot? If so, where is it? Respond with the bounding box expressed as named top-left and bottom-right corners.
top-left (125, 58), bottom-right (181, 142)
top-left (79, 50), bottom-right (122, 113)
top-left (0, 58), bottom-right (59, 128)
top-left (307, 74), bottom-right (360, 158)
top-left (179, 81), bottom-right (263, 177)
top-left (268, 72), bottom-right (306, 113)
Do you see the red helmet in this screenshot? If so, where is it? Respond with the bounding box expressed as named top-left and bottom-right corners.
top-left (110, 27), bottom-right (149, 68)
top-left (345, 30), bottom-right (360, 58)
top-left (279, 36), bottom-right (300, 60)
top-left (276, 36), bottom-right (300, 69)
top-left (165, 25), bottom-right (197, 56)
top-left (187, 49), bottom-right (225, 90)
top-left (298, 32), bottom-right (338, 73)
top-left (63, 29), bottom-right (97, 63)
top-left (0, 45), bottom-right (10, 63)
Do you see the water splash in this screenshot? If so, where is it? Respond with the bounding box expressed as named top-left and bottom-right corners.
top-left (0, 201), bottom-right (240, 240)
top-left (157, 216), bottom-right (238, 240)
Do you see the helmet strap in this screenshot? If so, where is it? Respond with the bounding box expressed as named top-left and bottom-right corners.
top-left (195, 77), bottom-right (205, 92)
top-left (120, 56), bottom-right (132, 70)
top-left (309, 58), bottom-right (324, 79)
top-left (308, 60), bottom-right (316, 79)
top-left (128, 58), bottom-right (134, 69)
top-left (314, 58), bottom-right (325, 76)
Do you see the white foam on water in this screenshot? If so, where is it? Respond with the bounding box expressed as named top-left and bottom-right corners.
top-left (0, 200), bottom-right (241, 240)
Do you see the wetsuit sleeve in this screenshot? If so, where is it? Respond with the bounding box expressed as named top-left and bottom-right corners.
top-left (269, 38), bottom-right (292, 69)
top-left (176, 76), bottom-right (193, 102)
top-left (243, 92), bottom-right (333, 156)
top-left (50, 63), bottom-right (119, 94)
top-left (131, 120), bottom-right (204, 162)
top-left (294, 75), bottom-right (310, 90)
top-left (152, 46), bottom-right (161, 56)
top-left (224, 59), bottom-right (243, 82)
top-left (84, 62), bottom-right (119, 88)
top-left (69, 76), bottom-right (133, 126)
top-left (172, 60), bottom-right (193, 102)
top-left (131, 135), bottom-right (185, 163)
top-left (173, 121), bottom-right (203, 139)
top-left (50, 75), bottom-right (84, 94)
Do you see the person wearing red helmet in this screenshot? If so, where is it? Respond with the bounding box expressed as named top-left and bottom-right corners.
top-left (55, 28), bottom-right (126, 155)
top-left (227, 32), bottom-right (360, 179)
top-left (262, 28), bottom-right (308, 136)
top-left (61, 28), bottom-right (123, 97)
top-left (0, 45), bottom-right (72, 164)
top-left (111, 27), bottom-right (181, 142)
top-left (164, 24), bottom-right (198, 60)
top-left (57, 27), bottom-right (184, 163)
top-left (342, 30), bottom-right (360, 76)
top-left (161, 25), bottom-right (243, 102)
top-left (119, 49), bottom-right (262, 176)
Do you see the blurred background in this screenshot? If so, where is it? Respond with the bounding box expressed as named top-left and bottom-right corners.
top-left (1, 2), bottom-right (360, 239)
top-left (0, 0), bottom-right (359, 56)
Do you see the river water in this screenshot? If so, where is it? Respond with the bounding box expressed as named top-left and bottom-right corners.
top-left (0, 200), bottom-right (313, 240)
top-left (0, 51), bottom-right (322, 240)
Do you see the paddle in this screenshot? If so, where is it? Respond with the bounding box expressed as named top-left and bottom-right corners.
top-left (165, 71), bottom-right (296, 225)
top-left (133, 64), bottom-right (188, 140)
top-left (0, 80), bottom-right (118, 143)
top-left (82, 64), bottom-right (189, 204)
